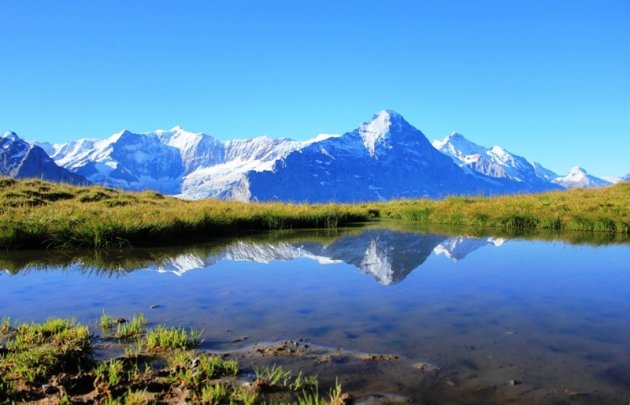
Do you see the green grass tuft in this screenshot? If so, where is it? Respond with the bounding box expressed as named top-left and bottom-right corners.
top-left (116, 314), bottom-right (147, 339)
top-left (145, 325), bottom-right (199, 351)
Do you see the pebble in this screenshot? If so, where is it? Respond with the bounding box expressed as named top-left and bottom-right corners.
top-left (412, 362), bottom-right (438, 372)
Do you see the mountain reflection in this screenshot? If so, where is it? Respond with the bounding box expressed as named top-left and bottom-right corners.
top-left (0, 229), bottom-right (509, 285)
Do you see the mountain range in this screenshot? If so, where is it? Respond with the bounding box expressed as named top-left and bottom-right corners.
top-left (146, 230), bottom-right (502, 285)
top-left (0, 131), bottom-right (86, 184)
top-left (0, 229), bottom-right (505, 285)
top-left (2, 111), bottom-right (620, 202)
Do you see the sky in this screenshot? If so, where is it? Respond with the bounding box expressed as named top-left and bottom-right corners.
top-left (1, 0), bottom-right (628, 177)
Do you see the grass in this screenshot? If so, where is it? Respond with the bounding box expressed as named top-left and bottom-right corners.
top-left (145, 325), bottom-right (199, 351)
top-left (0, 318), bottom-right (92, 385)
top-left (0, 178), bottom-right (370, 250)
top-left (373, 182), bottom-right (630, 234)
top-left (94, 358), bottom-right (125, 387)
top-left (116, 313), bottom-right (147, 339)
top-left (0, 316), bottom-right (351, 404)
top-left (0, 177), bottom-right (627, 250)
top-left (254, 364), bottom-right (293, 389)
top-left (0, 317), bottom-right (10, 333)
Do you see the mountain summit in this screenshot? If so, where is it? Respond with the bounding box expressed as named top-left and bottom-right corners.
top-left (552, 166), bottom-right (611, 189)
top-left (357, 110), bottom-right (419, 157)
top-left (246, 111), bottom-right (506, 202)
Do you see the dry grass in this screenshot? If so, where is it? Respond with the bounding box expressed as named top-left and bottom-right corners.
top-left (0, 178), bottom-right (370, 249)
top-left (372, 182), bottom-right (630, 234)
top-left (0, 177), bottom-right (628, 250)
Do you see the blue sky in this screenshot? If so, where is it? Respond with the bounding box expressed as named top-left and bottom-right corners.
top-left (1, 1), bottom-right (628, 176)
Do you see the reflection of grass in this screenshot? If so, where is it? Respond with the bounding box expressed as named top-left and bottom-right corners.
top-left (368, 220), bottom-right (630, 246)
top-left (0, 228), bottom-right (365, 276)
top-left (0, 219), bottom-right (628, 277)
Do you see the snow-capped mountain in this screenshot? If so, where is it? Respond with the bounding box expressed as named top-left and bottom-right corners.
top-left (433, 236), bottom-right (505, 262)
top-left (0, 131), bottom-right (86, 184)
top-left (43, 130), bottom-right (184, 194)
top-left (432, 133), bottom-right (560, 192)
top-left (552, 166), bottom-right (612, 189)
top-left (10, 110), bottom-right (614, 200)
top-left (45, 126), bottom-right (321, 199)
top-left (532, 162), bottom-right (559, 182)
top-left (2, 229), bottom-right (508, 284)
top-left (246, 111), bottom-right (505, 202)
top-left (181, 135), bottom-right (311, 200)
top-left (147, 229), bottom-right (447, 285)
top-left (152, 126), bottom-right (225, 175)
top-left (608, 173), bottom-right (630, 183)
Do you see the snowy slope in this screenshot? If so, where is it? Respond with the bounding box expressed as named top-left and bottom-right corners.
top-left (150, 126), bottom-right (225, 175)
top-left (27, 110), bottom-right (607, 200)
top-left (432, 133), bottom-right (559, 192)
top-left (247, 111), bottom-right (500, 202)
top-left (532, 162), bottom-right (559, 181)
top-left (0, 131), bottom-right (87, 184)
top-left (50, 130), bottom-right (184, 193)
top-left (147, 229), bottom-right (447, 285)
top-left (180, 136), bottom-right (309, 200)
top-left (48, 125), bottom-right (337, 200)
top-left (433, 237), bottom-right (505, 262)
top-left (552, 166), bottom-right (612, 189)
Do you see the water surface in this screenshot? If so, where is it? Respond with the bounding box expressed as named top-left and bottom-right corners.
top-left (1, 227), bottom-right (629, 403)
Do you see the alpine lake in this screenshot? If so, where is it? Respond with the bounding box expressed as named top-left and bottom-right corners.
top-left (2, 222), bottom-right (630, 404)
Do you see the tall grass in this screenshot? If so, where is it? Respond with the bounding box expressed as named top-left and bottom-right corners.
top-left (372, 182), bottom-right (630, 234)
top-left (0, 177), bottom-right (628, 250)
top-left (0, 178), bottom-right (370, 249)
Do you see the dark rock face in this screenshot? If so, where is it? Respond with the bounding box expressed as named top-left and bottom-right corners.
top-left (0, 132), bottom-right (87, 185)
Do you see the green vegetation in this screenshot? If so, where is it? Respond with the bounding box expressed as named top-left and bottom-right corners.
top-left (145, 325), bottom-right (199, 351)
top-left (0, 315), bottom-right (350, 404)
top-left (0, 318), bottom-right (92, 387)
top-left (0, 177), bottom-right (628, 250)
top-left (0, 178), bottom-right (369, 250)
top-left (374, 182), bottom-right (630, 234)
top-left (116, 313), bottom-right (147, 339)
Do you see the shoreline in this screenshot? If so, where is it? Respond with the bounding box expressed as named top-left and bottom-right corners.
top-left (1, 316), bottom-right (625, 404)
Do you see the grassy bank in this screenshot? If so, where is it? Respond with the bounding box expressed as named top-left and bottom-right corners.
top-left (0, 178), bottom-right (370, 249)
top-left (0, 177), bottom-right (628, 250)
top-left (0, 316), bottom-right (350, 404)
top-left (375, 182), bottom-right (630, 234)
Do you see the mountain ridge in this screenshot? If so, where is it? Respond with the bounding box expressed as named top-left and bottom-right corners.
top-left (4, 111), bottom-right (619, 201)
top-left (1, 131), bottom-right (87, 185)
